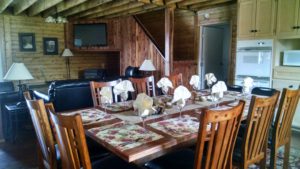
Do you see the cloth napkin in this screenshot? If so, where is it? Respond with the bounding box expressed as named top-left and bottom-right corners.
top-left (133, 93), bottom-right (153, 115)
top-left (172, 85), bottom-right (191, 103)
top-left (243, 77), bottom-right (254, 94)
top-left (100, 87), bottom-right (113, 103)
top-left (113, 80), bottom-right (135, 95)
top-left (205, 73), bottom-right (217, 86)
top-left (211, 81), bottom-right (227, 98)
top-left (157, 77), bottom-right (173, 91)
top-left (189, 75), bottom-right (200, 90)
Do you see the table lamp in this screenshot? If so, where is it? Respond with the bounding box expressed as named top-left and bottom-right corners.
top-left (139, 59), bottom-right (156, 76)
top-left (3, 63), bottom-right (34, 100)
top-left (62, 48), bottom-right (74, 79)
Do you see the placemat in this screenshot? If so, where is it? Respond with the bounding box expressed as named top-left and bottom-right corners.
top-left (148, 115), bottom-right (200, 138)
top-left (88, 122), bottom-right (163, 151)
top-left (69, 108), bottom-right (116, 124)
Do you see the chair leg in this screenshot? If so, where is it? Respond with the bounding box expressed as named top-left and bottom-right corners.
top-left (259, 141), bottom-right (267, 169)
top-left (283, 141), bottom-right (291, 169)
top-left (270, 146), bottom-right (277, 169)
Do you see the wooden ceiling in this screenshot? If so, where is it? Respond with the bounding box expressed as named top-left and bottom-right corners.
top-left (1, 0), bottom-right (235, 19)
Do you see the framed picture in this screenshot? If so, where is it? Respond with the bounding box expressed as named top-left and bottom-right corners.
top-left (43, 37), bottom-right (58, 55)
top-left (18, 33), bottom-right (36, 51)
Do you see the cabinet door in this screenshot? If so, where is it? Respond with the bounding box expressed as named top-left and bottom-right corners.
top-left (237, 0), bottom-right (256, 39)
top-left (277, 0), bottom-right (299, 38)
top-left (255, 0), bottom-right (276, 38)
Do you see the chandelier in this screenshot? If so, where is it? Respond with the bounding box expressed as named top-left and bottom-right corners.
top-left (45, 16), bottom-right (67, 23)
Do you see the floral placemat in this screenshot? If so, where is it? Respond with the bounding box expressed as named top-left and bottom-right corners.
top-left (148, 115), bottom-right (200, 138)
top-left (70, 108), bottom-right (116, 124)
top-left (104, 101), bottom-right (133, 112)
top-left (88, 122), bottom-right (163, 151)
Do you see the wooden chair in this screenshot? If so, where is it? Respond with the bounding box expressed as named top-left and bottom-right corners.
top-left (227, 84), bottom-right (243, 93)
top-left (129, 75), bottom-right (156, 99)
top-left (270, 88), bottom-right (300, 169)
top-left (233, 90), bottom-right (280, 169)
top-left (251, 87), bottom-right (277, 96)
top-left (145, 101), bottom-right (245, 169)
top-left (90, 79), bottom-right (121, 106)
top-left (25, 98), bottom-right (58, 169)
top-left (49, 111), bottom-right (141, 169)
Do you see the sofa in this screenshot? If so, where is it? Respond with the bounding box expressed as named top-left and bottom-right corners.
top-left (34, 66), bottom-right (142, 112)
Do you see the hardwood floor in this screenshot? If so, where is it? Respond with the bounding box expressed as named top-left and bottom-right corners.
top-left (0, 132), bottom-right (38, 169)
top-left (0, 129), bottom-right (299, 169)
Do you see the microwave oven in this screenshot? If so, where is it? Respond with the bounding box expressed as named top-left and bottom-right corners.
top-left (283, 50), bottom-right (300, 66)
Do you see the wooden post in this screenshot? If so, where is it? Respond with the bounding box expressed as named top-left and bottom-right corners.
top-left (164, 6), bottom-right (175, 76)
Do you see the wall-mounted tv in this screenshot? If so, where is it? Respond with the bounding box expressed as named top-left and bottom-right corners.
top-left (74, 23), bottom-right (107, 47)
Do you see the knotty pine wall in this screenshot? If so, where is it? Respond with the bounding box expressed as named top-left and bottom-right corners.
top-left (120, 16), bottom-right (165, 81)
top-left (0, 15), bottom-right (119, 84)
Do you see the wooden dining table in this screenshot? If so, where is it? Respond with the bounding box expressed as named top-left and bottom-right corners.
top-left (60, 91), bottom-right (253, 165)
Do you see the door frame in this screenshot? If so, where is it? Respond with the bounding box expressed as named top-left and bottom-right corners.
top-left (197, 20), bottom-right (233, 86)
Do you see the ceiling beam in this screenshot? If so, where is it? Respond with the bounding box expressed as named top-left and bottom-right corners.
top-left (28, 0), bottom-right (63, 16)
top-left (13, 0), bottom-right (38, 15)
top-left (60, 0), bottom-right (113, 17)
top-left (104, 4), bottom-right (161, 18)
top-left (165, 0), bottom-right (184, 5)
top-left (177, 0), bottom-right (210, 8)
top-left (188, 0), bottom-right (233, 10)
top-left (71, 0), bottom-right (133, 19)
top-left (88, 2), bottom-right (145, 19)
top-left (43, 0), bottom-right (88, 17)
top-left (0, 0), bottom-right (13, 13)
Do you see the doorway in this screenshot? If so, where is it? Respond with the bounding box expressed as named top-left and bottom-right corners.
top-left (199, 23), bottom-right (231, 88)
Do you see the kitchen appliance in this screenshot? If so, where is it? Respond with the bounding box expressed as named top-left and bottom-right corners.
top-left (235, 40), bottom-right (273, 88)
top-left (283, 50), bottom-right (300, 66)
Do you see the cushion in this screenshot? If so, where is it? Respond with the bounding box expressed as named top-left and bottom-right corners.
top-left (144, 149), bottom-right (195, 169)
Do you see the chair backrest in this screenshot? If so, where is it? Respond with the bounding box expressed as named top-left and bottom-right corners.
top-left (25, 99), bottom-right (57, 169)
top-left (194, 101), bottom-right (245, 169)
top-left (23, 91), bottom-right (32, 100)
top-left (168, 73), bottom-right (183, 89)
top-left (251, 87), bottom-right (277, 96)
top-left (227, 85), bottom-right (243, 93)
top-left (90, 79), bottom-right (121, 106)
top-left (273, 88), bottom-right (300, 147)
top-left (242, 91), bottom-right (280, 167)
top-left (50, 112), bottom-right (91, 169)
top-left (129, 75), bottom-right (156, 99)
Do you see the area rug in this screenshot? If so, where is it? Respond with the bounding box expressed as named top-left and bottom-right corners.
top-left (248, 146), bottom-right (300, 169)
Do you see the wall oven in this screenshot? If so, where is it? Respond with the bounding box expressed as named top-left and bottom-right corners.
top-left (235, 40), bottom-right (273, 88)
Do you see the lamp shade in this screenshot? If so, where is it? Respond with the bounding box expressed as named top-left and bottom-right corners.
top-left (139, 59), bottom-right (156, 71)
top-left (4, 63), bottom-right (34, 81)
top-left (62, 48), bottom-right (74, 57)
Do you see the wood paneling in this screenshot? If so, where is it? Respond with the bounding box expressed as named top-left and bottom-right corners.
top-left (136, 10), bottom-right (165, 53)
top-left (174, 10), bottom-right (195, 61)
top-left (173, 60), bottom-right (197, 90)
top-left (120, 16), bottom-right (165, 82)
top-left (0, 15), bottom-right (119, 83)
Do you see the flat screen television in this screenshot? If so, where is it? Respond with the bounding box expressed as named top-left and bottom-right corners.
top-left (73, 23), bottom-right (107, 47)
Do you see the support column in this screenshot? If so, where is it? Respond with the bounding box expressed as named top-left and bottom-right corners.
top-left (164, 6), bottom-right (175, 76)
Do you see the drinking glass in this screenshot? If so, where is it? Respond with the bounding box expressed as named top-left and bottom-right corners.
top-left (120, 92), bottom-right (128, 107)
top-left (139, 109), bottom-right (149, 128)
top-left (176, 99), bottom-right (186, 118)
top-left (211, 93), bottom-right (220, 108)
top-left (162, 87), bottom-right (169, 96)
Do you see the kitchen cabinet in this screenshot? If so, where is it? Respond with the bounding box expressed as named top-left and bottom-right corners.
top-left (272, 79), bottom-right (300, 129)
top-left (237, 0), bottom-right (276, 39)
top-left (276, 0), bottom-right (300, 39)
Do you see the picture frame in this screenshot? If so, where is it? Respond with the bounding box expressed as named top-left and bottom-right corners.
top-left (43, 37), bottom-right (58, 55)
top-left (18, 33), bottom-right (36, 52)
